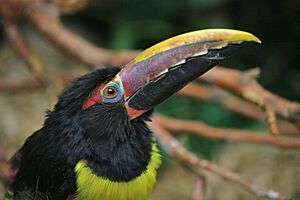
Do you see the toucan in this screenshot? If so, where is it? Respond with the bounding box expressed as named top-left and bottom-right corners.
top-left (4, 29), bottom-right (260, 200)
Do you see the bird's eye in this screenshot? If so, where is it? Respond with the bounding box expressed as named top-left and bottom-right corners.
top-left (100, 80), bottom-right (124, 104)
top-left (103, 86), bottom-right (118, 98)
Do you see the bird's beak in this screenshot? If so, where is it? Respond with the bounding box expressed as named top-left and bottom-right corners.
top-left (117, 29), bottom-right (261, 119)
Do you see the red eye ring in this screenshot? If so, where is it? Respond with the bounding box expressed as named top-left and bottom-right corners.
top-left (103, 86), bottom-right (118, 98)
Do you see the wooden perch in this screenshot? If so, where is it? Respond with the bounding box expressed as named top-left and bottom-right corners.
top-left (149, 121), bottom-right (290, 200)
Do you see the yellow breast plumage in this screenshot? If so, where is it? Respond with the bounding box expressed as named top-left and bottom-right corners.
top-left (74, 143), bottom-right (161, 200)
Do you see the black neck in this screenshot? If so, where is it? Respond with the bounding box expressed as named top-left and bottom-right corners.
top-left (79, 106), bottom-right (153, 182)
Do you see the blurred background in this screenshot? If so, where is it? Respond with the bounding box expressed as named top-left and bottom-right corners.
top-left (0, 0), bottom-right (300, 199)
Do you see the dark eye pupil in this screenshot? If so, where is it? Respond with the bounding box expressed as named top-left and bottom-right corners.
top-left (107, 88), bottom-right (115, 94)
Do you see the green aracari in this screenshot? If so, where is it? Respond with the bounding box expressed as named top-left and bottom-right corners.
top-left (4, 29), bottom-right (260, 200)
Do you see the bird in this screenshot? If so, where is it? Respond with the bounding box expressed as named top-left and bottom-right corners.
top-left (4, 29), bottom-right (260, 200)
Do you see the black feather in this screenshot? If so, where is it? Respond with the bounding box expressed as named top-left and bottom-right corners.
top-left (7, 67), bottom-right (153, 199)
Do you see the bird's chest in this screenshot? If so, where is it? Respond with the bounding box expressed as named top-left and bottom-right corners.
top-left (73, 143), bottom-right (161, 200)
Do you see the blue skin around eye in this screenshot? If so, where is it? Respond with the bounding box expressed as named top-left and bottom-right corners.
top-left (101, 82), bottom-right (124, 104)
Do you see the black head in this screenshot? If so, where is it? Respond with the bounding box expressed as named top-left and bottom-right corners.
top-left (44, 67), bottom-right (153, 181)
top-left (50, 67), bottom-right (153, 141)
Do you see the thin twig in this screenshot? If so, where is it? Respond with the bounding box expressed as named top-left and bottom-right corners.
top-left (200, 66), bottom-right (300, 129)
top-left (54, 0), bottom-right (93, 14)
top-left (154, 114), bottom-right (300, 149)
top-left (178, 83), bottom-right (263, 120)
top-left (191, 174), bottom-right (206, 200)
top-left (24, 2), bottom-right (139, 68)
top-left (265, 105), bottom-right (279, 135)
top-left (0, 77), bottom-right (41, 92)
top-left (3, 21), bottom-right (46, 84)
top-left (0, 73), bottom-right (79, 92)
top-left (178, 83), bottom-right (300, 135)
top-left (149, 121), bottom-right (290, 200)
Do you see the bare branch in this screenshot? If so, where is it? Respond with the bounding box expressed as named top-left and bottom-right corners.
top-left (54, 0), bottom-right (93, 14)
top-left (200, 66), bottom-right (300, 129)
top-left (154, 115), bottom-right (300, 149)
top-left (265, 105), bottom-right (279, 135)
top-left (24, 2), bottom-right (139, 68)
top-left (178, 83), bottom-right (300, 135)
top-left (149, 121), bottom-right (290, 200)
top-left (191, 174), bottom-right (206, 200)
top-left (0, 77), bottom-right (41, 92)
top-left (178, 83), bottom-right (263, 120)
top-left (3, 21), bottom-right (46, 84)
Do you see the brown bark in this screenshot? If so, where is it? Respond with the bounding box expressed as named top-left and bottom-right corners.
top-left (178, 83), bottom-right (300, 135)
top-left (154, 114), bottom-right (300, 149)
top-left (149, 122), bottom-right (290, 200)
top-left (200, 67), bottom-right (300, 129)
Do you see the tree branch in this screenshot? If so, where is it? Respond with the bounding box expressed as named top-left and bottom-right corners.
top-left (3, 21), bottom-right (46, 84)
top-left (191, 174), bottom-right (206, 200)
top-left (154, 115), bottom-right (300, 149)
top-left (0, 72), bottom-right (80, 92)
top-left (200, 67), bottom-right (300, 129)
top-left (178, 83), bottom-right (300, 135)
top-left (149, 121), bottom-right (290, 200)
top-left (54, 0), bottom-right (93, 14)
top-left (24, 2), bottom-right (139, 68)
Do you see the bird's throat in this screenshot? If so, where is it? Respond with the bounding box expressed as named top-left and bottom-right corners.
top-left (74, 142), bottom-right (161, 200)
